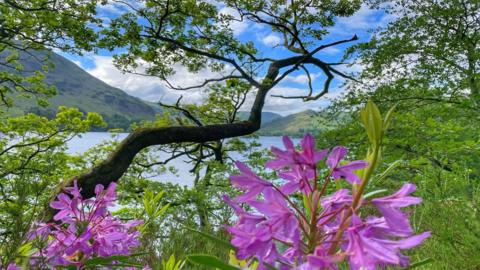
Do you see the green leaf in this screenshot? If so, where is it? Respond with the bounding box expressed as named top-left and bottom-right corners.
top-left (383, 103), bottom-right (397, 131)
top-left (18, 241), bottom-right (34, 256)
top-left (84, 253), bottom-right (146, 267)
top-left (363, 189), bottom-right (388, 199)
top-left (163, 254), bottom-right (186, 270)
top-left (188, 254), bottom-right (241, 270)
top-left (360, 100), bottom-right (383, 146)
top-left (404, 258), bottom-right (433, 269)
top-left (184, 226), bottom-right (236, 250)
top-left (375, 159), bottom-right (403, 183)
top-left (155, 203), bottom-right (170, 218)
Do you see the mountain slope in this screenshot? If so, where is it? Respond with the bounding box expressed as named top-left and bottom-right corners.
top-left (237, 111), bottom-right (283, 127)
top-left (258, 110), bottom-right (326, 136)
top-left (4, 49), bottom-right (156, 129)
top-left (2, 49), bottom-right (328, 135)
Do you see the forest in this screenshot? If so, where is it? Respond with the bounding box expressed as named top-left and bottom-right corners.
top-left (0, 0), bottom-right (479, 269)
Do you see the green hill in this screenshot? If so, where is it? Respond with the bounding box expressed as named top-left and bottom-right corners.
top-left (3, 49), bottom-right (156, 129)
top-left (258, 110), bottom-right (327, 137)
top-left (237, 111), bottom-right (282, 127)
top-left (2, 49), bottom-right (329, 135)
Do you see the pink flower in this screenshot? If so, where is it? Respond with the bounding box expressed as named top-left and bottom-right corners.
top-left (29, 181), bottom-right (143, 268)
top-left (266, 134), bottom-right (327, 169)
top-left (266, 136), bottom-right (297, 169)
top-left (230, 161), bottom-right (272, 202)
top-left (326, 146), bottom-right (368, 184)
top-left (6, 263), bottom-right (21, 270)
top-left (345, 215), bottom-right (430, 270)
top-left (318, 189), bottom-right (353, 228)
top-left (227, 223), bottom-right (279, 265)
top-left (248, 188), bottom-right (300, 243)
top-left (224, 134), bottom-right (428, 270)
top-left (279, 165), bottom-right (315, 195)
top-left (297, 134), bottom-right (328, 167)
top-left (223, 195), bottom-right (265, 229)
top-left (296, 246), bottom-right (340, 270)
top-left (50, 193), bottom-right (78, 222)
top-left (372, 183), bottom-right (422, 236)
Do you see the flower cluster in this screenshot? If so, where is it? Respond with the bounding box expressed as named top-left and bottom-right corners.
top-left (225, 134), bottom-right (430, 270)
top-left (27, 181), bottom-right (143, 268)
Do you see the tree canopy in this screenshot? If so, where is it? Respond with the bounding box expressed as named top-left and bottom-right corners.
top-left (0, 0), bottom-right (99, 108)
top-left (345, 0), bottom-right (480, 105)
top-left (51, 0), bottom-right (363, 200)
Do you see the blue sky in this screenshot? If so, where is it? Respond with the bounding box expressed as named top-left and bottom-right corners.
top-left (62, 3), bottom-right (391, 116)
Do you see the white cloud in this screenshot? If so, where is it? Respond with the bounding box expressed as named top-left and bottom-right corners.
top-left (218, 7), bottom-right (249, 36)
top-left (329, 4), bottom-right (389, 38)
top-left (236, 86), bottom-right (334, 116)
top-left (335, 62), bottom-right (365, 77)
top-left (76, 55), bottom-right (337, 116)
top-left (72, 60), bottom-right (83, 67)
top-left (261, 34), bottom-right (282, 46)
top-left (82, 55), bottom-right (223, 105)
top-left (97, 3), bottom-right (125, 15)
top-left (284, 73), bottom-right (320, 85)
top-left (265, 87), bottom-right (330, 115)
top-left (319, 47), bottom-right (341, 56)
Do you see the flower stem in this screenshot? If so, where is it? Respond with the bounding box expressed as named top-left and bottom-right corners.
top-left (327, 143), bottom-right (381, 254)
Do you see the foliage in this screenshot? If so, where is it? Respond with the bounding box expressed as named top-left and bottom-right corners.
top-left (2, 49), bottom-right (156, 129)
top-left (0, 0), bottom-right (99, 108)
top-left (98, 0), bottom-right (361, 80)
top-left (319, 1), bottom-right (480, 268)
top-left (0, 107), bottom-right (104, 265)
top-left (0, 0), bottom-right (478, 269)
top-left (323, 74), bottom-right (480, 270)
top-left (162, 255), bottom-right (185, 270)
top-left (345, 0), bottom-right (480, 104)
top-left (326, 3), bottom-right (480, 266)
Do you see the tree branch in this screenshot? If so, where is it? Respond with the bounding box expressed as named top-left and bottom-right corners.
top-left (159, 96), bottom-right (204, 126)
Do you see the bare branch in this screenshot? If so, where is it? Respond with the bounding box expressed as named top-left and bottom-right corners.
top-left (272, 58), bottom-right (334, 101)
top-left (159, 96), bottom-right (204, 126)
top-left (163, 75), bottom-right (243, 91)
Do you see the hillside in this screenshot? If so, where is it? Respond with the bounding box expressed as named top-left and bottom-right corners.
top-left (2, 49), bottom-right (328, 135)
top-left (3, 49), bottom-right (156, 129)
top-left (237, 111), bottom-right (282, 127)
top-left (258, 110), bottom-right (326, 137)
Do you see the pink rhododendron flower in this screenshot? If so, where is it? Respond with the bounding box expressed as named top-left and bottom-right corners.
top-left (279, 165), bottom-right (315, 195)
top-left (248, 188), bottom-right (300, 243)
top-left (225, 134), bottom-right (429, 270)
top-left (326, 146), bottom-right (368, 184)
top-left (346, 215), bottom-right (430, 269)
top-left (296, 246), bottom-right (341, 270)
top-left (28, 181), bottom-right (143, 268)
top-left (372, 183), bottom-right (422, 236)
top-left (230, 161), bottom-right (273, 202)
top-left (266, 134), bottom-right (327, 169)
top-left (6, 263), bottom-right (21, 270)
top-left (318, 189), bottom-right (352, 228)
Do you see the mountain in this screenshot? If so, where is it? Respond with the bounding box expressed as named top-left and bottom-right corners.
top-left (237, 111), bottom-right (283, 127)
top-left (258, 110), bottom-right (326, 137)
top-left (2, 49), bottom-right (327, 135)
top-left (3, 49), bottom-right (156, 129)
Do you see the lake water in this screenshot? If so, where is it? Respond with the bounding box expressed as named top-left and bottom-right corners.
top-left (66, 132), bottom-right (299, 186)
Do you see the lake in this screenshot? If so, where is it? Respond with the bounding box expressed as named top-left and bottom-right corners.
top-left (66, 132), bottom-right (299, 186)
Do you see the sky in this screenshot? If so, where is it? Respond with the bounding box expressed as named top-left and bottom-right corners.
top-left (62, 2), bottom-right (392, 116)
